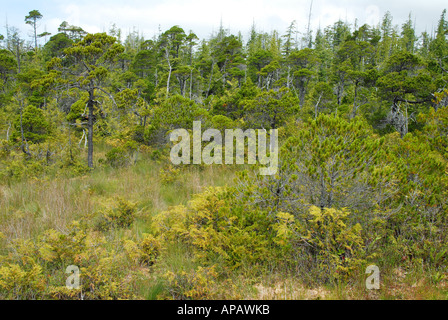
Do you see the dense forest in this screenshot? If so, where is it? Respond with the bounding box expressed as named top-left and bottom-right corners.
top-left (1, 8), bottom-right (448, 300)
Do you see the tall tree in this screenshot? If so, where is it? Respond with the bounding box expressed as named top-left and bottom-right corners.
top-left (159, 26), bottom-right (186, 97)
top-left (430, 9), bottom-right (448, 75)
top-left (49, 33), bottom-right (124, 167)
top-left (287, 48), bottom-right (320, 106)
top-left (25, 10), bottom-right (43, 51)
top-left (377, 51), bottom-right (435, 137)
top-left (58, 21), bottom-right (87, 41)
top-left (282, 21), bottom-right (297, 56)
top-left (400, 13), bottom-right (417, 53)
top-left (6, 27), bottom-right (25, 73)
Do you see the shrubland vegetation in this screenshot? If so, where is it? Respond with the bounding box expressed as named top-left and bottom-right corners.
top-left (1, 8), bottom-right (448, 299)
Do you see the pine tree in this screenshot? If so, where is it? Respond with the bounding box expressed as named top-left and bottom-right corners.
top-left (50, 33), bottom-right (124, 167)
top-left (25, 10), bottom-right (43, 51)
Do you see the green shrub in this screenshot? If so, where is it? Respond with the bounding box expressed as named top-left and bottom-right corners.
top-left (0, 261), bottom-right (46, 300)
top-left (161, 266), bottom-right (218, 300)
top-left (0, 221), bottom-right (139, 300)
top-left (152, 187), bottom-right (271, 269)
top-left (12, 105), bottom-right (50, 143)
top-left (273, 206), bottom-right (368, 283)
top-left (105, 141), bottom-right (139, 168)
top-left (123, 234), bottom-right (161, 267)
top-left (159, 164), bottom-right (181, 184)
top-left (93, 198), bottom-right (136, 231)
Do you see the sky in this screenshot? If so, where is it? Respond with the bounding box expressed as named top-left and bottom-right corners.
top-left (1, 0), bottom-right (447, 45)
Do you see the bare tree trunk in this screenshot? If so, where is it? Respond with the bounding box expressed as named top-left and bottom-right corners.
top-left (165, 48), bottom-right (172, 99)
top-left (166, 64), bottom-right (172, 98)
top-left (189, 68), bottom-right (193, 100)
top-left (6, 122), bottom-right (11, 141)
top-left (87, 89), bottom-right (94, 168)
top-left (315, 93), bottom-right (322, 119)
top-left (34, 23), bottom-right (38, 52)
top-left (79, 130), bottom-right (84, 147)
top-left (405, 103), bottom-right (408, 137)
top-left (16, 45), bottom-right (21, 73)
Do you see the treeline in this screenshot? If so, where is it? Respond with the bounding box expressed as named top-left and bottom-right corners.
top-left (0, 10), bottom-right (447, 171)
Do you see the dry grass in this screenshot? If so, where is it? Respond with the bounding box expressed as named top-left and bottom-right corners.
top-left (0, 159), bottom-right (236, 243)
top-left (252, 281), bottom-right (330, 300)
top-left (0, 178), bottom-right (92, 240)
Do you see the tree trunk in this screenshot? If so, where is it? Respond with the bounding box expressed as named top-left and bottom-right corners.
top-left (189, 68), bottom-right (193, 99)
top-left (314, 93), bottom-right (322, 119)
top-left (6, 122), bottom-right (11, 141)
top-left (34, 22), bottom-right (38, 52)
top-left (87, 89), bottom-right (94, 168)
top-left (165, 48), bottom-right (172, 98)
top-left (166, 64), bottom-right (172, 98)
top-left (16, 45), bottom-right (21, 73)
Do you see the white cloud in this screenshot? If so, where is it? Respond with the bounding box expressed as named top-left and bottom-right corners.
top-left (3, 0), bottom-right (447, 42)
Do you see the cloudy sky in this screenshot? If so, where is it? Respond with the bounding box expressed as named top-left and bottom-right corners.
top-left (1, 0), bottom-right (447, 44)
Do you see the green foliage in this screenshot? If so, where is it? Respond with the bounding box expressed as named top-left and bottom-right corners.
top-left (12, 105), bottom-right (50, 143)
top-left (123, 234), bottom-right (161, 266)
top-left (93, 198), bottom-right (136, 231)
top-left (378, 51), bottom-right (434, 101)
top-left (244, 87), bottom-right (299, 129)
top-left (2, 10), bottom-right (448, 299)
top-left (0, 49), bottom-right (17, 82)
top-left (273, 206), bottom-right (367, 282)
top-left (0, 261), bottom-right (45, 300)
top-left (42, 33), bottom-right (74, 61)
top-left (161, 266), bottom-right (218, 300)
top-left (210, 115), bottom-right (234, 131)
top-left (104, 141), bottom-right (139, 168)
top-left (246, 114), bottom-right (390, 221)
top-left (66, 94), bottom-right (88, 123)
top-left (159, 164), bottom-right (181, 184)
top-left (0, 221), bottom-right (137, 299)
top-left (419, 105), bottom-right (448, 159)
top-left (379, 132), bottom-right (448, 269)
top-left (151, 182), bottom-right (373, 284)
top-left (0, 133), bottom-right (90, 182)
top-left (152, 187), bottom-right (271, 269)
top-left (301, 206), bottom-right (366, 280)
top-left (146, 95), bottom-right (208, 145)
